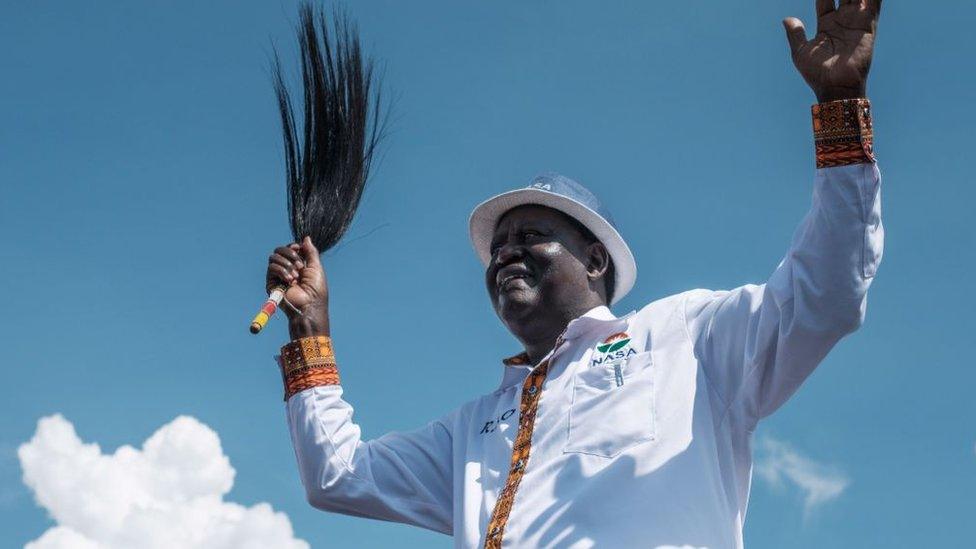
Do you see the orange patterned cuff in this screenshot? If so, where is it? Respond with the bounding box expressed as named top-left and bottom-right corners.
top-left (812, 99), bottom-right (875, 169)
top-left (279, 336), bottom-right (340, 400)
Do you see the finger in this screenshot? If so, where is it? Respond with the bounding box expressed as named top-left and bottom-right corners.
top-left (300, 236), bottom-right (322, 269)
top-left (270, 254), bottom-right (301, 277)
top-left (267, 264), bottom-right (297, 291)
top-left (268, 258), bottom-right (298, 281)
top-left (274, 245), bottom-right (304, 267)
top-left (783, 18), bottom-right (807, 56)
top-left (816, 0), bottom-right (835, 16)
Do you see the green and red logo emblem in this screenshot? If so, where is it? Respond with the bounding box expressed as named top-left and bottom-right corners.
top-left (592, 332), bottom-right (637, 365)
top-left (597, 332), bottom-right (631, 353)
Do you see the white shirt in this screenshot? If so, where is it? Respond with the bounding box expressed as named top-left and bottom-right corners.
top-left (284, 163), bottom-right (883, 548)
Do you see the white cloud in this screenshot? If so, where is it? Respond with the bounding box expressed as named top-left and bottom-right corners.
top-left (754, 435), bottom-right (849, 519)
top-left (18, 415), bottom-right (308, 549)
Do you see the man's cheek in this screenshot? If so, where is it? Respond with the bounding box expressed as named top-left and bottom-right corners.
top-left (536, 242), bottom-right (562, 256)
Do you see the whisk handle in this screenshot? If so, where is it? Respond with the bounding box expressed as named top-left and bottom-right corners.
top-left (250, 286), bottom-right (287, 334)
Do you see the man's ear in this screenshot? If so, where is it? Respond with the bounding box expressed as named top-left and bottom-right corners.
top-left (585, 242), bottom-right (611, 281)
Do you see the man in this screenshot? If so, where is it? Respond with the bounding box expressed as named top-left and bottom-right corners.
top-left (267, 1), bottom-right (884, 546)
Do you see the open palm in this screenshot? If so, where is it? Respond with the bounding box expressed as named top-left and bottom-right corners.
top-left (784, 0), bottom-right (883, 102)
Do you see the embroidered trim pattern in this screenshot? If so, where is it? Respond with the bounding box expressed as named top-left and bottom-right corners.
top-left (280, 336), bottom-right (340, 400)
top-left (812, 98), bottom-right (875, 169)
top-left (502, 352), bottom-right (530, 367)
top-left (484, 338), bottom-right (565, 549)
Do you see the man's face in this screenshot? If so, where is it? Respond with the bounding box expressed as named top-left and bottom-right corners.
top-left (486, 205), bottom-right (597, 328)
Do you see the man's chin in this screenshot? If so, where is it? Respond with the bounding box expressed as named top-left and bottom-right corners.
top-left (497, 290), bottom-right (540, 322)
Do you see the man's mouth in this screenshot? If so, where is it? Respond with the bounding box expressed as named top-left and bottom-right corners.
top-left (497, 266), bottom-right (534, 291)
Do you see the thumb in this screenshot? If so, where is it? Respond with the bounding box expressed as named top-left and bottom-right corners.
top-left (782, 17), bottom-right (807, 56)
top-left (300, 236), bottom-right (323, 269)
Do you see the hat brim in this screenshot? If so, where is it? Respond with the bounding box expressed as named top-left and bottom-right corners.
top-left (468, 188), bottom-right (636, 305)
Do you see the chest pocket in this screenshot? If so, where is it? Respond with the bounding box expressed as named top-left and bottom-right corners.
top-left (564, 351), bottom-right (656, 458)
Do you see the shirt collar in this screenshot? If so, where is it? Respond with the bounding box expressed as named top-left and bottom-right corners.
top-left (499, 306), bottom-right (636, 386)
top-left (561, 305), bottom-right (624, 340)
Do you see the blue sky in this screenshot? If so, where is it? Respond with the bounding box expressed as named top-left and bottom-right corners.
top-left (2, 1), bottom-right (973, 547)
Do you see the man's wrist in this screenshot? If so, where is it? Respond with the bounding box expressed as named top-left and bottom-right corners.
top-left (288, 314), bottom-right (330, 340)
top-left (279, 335), bottom-right (340, 400)
top-left (812, 98), bottom-right (875, 169)
top-left (815, 86), bottom-right (867, 104)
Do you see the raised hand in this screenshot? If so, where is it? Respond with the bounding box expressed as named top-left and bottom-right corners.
top-left (783, 0), bottom-right (883, 102)
top-left (266, 236), bottom-right (331, 338)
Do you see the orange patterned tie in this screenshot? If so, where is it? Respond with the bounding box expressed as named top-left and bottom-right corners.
top-left (483, 335), bottom-right (567, 548)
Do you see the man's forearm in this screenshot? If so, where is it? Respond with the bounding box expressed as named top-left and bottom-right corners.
top-left (278, 337), bottom-right (455, 533)
top-left (687, 97), bottom-right (883, 422)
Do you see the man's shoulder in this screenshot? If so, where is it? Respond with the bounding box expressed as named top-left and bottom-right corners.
top-left (631, 287), bottom-right (758, 336)
top-left (634, 288), bottom-right (726, 319)
top-left (634, 285), bottom-right (767, 334)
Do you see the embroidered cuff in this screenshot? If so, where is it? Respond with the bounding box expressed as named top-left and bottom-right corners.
top-left (279, 336), bottom-right (339, 400)
top-left (812, 98), bottom-right (875, 169)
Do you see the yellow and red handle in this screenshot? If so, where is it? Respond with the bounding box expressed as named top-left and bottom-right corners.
top-left (250, 286), bottom-right (287, 334)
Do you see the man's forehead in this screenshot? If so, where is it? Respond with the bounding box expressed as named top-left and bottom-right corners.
top-left (493, 205), bottom-right (569, 232)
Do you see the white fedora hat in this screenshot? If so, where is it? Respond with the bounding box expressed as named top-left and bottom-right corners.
top-left (468, 172), bottom-right (636, 305)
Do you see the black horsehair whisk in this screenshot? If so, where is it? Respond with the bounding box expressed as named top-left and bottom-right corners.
top-left (250, 2), bottom-right (387, 334)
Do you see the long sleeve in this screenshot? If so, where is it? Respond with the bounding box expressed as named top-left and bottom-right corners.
top-left (278, 338), bottom-right (455, 535)
top-left (685, 99), bottom-right (883, 426)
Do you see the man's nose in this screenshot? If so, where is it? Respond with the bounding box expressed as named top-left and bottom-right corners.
top-left (494, 241), bottom-right (524, 266)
